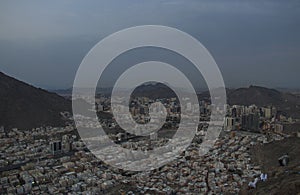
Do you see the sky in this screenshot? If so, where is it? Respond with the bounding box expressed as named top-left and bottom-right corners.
top-left (0, 0), bottom-right (299, 89)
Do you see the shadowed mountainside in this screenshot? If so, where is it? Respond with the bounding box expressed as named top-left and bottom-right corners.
top-left (0, 72), bottom-right (71, 130)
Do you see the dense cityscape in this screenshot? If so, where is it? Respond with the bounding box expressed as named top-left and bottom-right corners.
top-left (1, 93), bottom-right (299, 194)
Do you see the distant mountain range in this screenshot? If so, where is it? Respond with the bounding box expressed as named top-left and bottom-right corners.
top-left (0, 72), bottom-right (71, 130)
top-left (1, 72), bottom-right (300, 130)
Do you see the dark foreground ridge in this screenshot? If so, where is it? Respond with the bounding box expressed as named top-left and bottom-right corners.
top-left (0, 72), bottom-right (71, 130)
top-left (240, 137), bottom-right (300, 195)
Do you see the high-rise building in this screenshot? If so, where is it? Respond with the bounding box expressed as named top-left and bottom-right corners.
top-left (50, 141), bottom-right (62, 155)
top-left (224, 117), bottom-right (235, 131)
top-left (264, 107), bottom-right (272, 119)
top-left (242, 113), bottom-right (259, 131)
top-left (62, 135), bottom-right (72, 153)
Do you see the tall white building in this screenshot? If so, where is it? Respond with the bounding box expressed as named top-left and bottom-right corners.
top-left (264, 107), bottom-right (272, 119)
top-left (224, 117), bottom-right (235, 131)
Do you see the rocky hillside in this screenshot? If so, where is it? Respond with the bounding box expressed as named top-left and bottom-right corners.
top-left (241, 137), bottom-right (300, 195)
top-left (0, 72), bottom-right (71, 130)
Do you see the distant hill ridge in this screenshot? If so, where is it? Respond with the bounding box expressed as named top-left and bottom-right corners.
top-left (228, 85), bottom-right (300, 118)
top-left (1, 72), bottom-right (300, 130)
top-left (0, 72), bottom-right (71, 130)
top-left (228, 85), bottom-right (283, 106)
top-left (132, 83), bottom-right (300, 118)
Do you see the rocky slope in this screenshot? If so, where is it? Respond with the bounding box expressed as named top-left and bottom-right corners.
top-left (0, 72), bottom-right (71, 130)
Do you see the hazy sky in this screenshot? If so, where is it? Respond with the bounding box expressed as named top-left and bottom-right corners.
top-left (0, 0), bottom-right (299, 89)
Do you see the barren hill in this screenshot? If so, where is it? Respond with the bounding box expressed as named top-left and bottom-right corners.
top-left (0, 72), bottom-right (71, 130)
